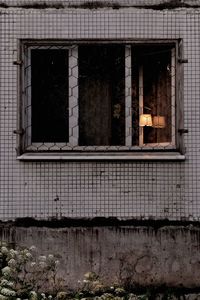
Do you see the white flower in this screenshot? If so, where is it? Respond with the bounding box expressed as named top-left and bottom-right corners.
top-left (6, 281), bottom-right (14, 288)
top-left (8, 258), bottom-right (16, 267)
top-left (25, 252), bottom-right (32, 259)
top-left (0, 279), bottom-right (8, 284)
top-left (84, 271), bottom-right (97, 280)
top-left (39, 255), bottom-right (46, 262)
top-left (9, 249), bottom-right (18, 257)
top-left (29, 246), bottom-right (37, 252)
top-left (1, 287), bottom-right (16, 296)
top-left (1, 247), bottom-right (8, 255)
top-left (55, 260), bottom-right (60, 266)
top-left (30, 262), bottom-right (36, 268)
top-left (48, 254), bottom-right (54, 260)
top-left (83, 279), bottom-right (89, 283)
top-left (41, 293), bottom-right (46, 299)
top-left (30, 291), bottom-right (38, 300)
top-left (2, 266), bottom-right (11, 277)
top-left (0, 279), bottom-right (14, 288)
top-left (17, 254), bottom-right (23, 262)
top-left (39, 261), bottom-right (47, 269)
top-left (56, 292), bottom-right (68, 299)
top-left (0, 295), bottom-right (7, 300)
top-left (22, 249), bottom-right (29, 255)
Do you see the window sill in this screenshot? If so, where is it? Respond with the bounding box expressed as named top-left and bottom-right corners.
top-left (17, 152), bottom-right (186, 161)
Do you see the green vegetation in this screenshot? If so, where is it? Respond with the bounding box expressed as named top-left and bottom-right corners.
top-left (0, 243), bottom-right (198, 300)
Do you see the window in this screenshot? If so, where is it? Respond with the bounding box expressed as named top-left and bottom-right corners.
top-left (20, 41), bottom-right (182, 157)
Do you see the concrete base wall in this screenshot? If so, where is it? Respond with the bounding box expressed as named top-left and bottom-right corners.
top-left (1, 222), bottom-right (200, 289)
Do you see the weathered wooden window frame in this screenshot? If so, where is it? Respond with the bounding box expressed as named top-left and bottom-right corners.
top-left (17, 39), bottom-right (185, 161)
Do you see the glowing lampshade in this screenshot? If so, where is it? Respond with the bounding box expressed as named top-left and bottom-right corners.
top-left (139, 114), bottom-right (152, 127)
top-left (153, 116), bottom-right (166, 128)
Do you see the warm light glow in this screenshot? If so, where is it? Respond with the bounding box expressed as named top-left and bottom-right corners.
top-left (153, 116), bottom-right (166, 128)
top-left (139, 114), bottom-right (153, 127)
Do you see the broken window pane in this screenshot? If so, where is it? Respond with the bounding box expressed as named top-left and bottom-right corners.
top-left (79, 45), bottom-right (125, 146)
top-left (31, 49), bottom-right (69, 143)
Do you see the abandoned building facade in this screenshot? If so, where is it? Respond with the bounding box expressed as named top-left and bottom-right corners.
top-left (1, 0), bottom-right (200, 289)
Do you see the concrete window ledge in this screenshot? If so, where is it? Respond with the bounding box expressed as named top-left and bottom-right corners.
top-left (17, 152), bottom-right (186, 161)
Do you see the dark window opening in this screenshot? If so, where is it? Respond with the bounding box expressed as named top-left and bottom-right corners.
top-left (79, 45), bottom-right (125, 146)
top-left (31, 49), bottom-right (69, 143)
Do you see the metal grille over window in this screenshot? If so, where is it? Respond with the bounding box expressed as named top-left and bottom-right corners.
top-left (68, 46), bottom-right (79, 148)
top-left (22, 43), bottom-right (177, 153)
top-left (23, 46), bottom-right (32, 149)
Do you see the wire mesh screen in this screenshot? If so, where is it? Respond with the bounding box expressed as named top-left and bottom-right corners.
top-left (0, 0), bottom-right (199, 221)
top-left (22, 42), bottom-right (176, 152)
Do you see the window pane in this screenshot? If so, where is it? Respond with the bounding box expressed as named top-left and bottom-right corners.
top-left (142, 46), bottom-right (172, 144)
top-left (132, 46), bottom-right (173, 146)
top-left (31, 49), bottom-right (69, 143)
top-left (79, 45), bottom-right (125, 146)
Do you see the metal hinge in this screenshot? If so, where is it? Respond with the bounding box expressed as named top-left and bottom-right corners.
top-left (178, 129), bottom-right (188, 135)
top-left (13, 60), bottom-right (23, 65)
top-left (178, 58), bottom-right (188, 64)
top-left (13, 129), bottom-right (25, 135)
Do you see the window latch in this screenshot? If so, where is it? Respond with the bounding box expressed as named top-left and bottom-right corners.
top-left (178, 129), bottom-right (188, 135)
top-left (13, 129), bottom-right (25, 135)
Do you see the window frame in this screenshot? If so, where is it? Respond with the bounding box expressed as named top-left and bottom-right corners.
top-left (23, 44), bottom-right (79, 151)
top-left (17, 39), bottom-right (185, 160)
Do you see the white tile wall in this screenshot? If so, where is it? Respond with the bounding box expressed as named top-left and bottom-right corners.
top-left (0, 1), bottom-right (199, 221)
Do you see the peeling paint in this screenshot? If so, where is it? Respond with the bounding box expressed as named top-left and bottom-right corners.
top-left (68, 0), bottom-right (200, 10)
top-left (0, 0), bottom-right (200, 10)
top-left (0, 2), bottom-right (64, 9)
top-left (135, 0), bottom-right (200, 10)
top-left (2, 217), bottom-right (200, 229)
top-left (69, 1), bottom-right (121, 9)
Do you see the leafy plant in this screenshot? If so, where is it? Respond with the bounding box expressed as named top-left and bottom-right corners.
top-left (0, 243), bottom-right (63, 299)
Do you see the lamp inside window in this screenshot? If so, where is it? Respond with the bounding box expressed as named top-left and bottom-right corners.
top-left (132, 45), bottom-right (175, 147)
top-left (139, 114), bottom-right (153, 127)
